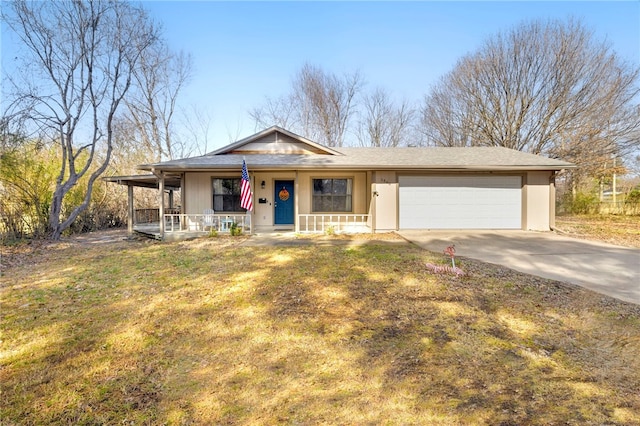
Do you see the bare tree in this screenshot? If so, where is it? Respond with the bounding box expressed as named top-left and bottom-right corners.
top-left (419, 18), bottom-right (640, 181)
top-left (250, 63), bottom-right (364, 147)
top-left (249, 93), bottom-right (298, 133)
top-left (3, 0), bottom-right (159, 239)
top-left (356, 88), bottom-right (416, 147)
top-left (181, 104), bottom-right (214, 155)
top-left (294, 63), bottom-right (364, 146)
top-left (123, 46), bottom-right (193, 161)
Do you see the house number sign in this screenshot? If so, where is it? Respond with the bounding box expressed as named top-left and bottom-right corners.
top-left (279, 187), bottom-right (290, 201)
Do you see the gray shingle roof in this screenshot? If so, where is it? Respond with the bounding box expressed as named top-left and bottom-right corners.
top-left (139, 146), bottom-right (574, 172)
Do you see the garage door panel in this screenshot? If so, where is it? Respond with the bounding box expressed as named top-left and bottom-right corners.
top-left (399, 176), bottom-right (521, 229)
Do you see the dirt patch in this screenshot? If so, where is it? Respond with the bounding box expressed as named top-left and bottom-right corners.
top-left (63, 228), bottom-right (131, 245)
top-left (1, 229), bottom-right (136, 274)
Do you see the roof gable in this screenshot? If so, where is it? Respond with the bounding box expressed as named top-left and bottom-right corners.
top-left (208, 126), bottom-right (342, 156)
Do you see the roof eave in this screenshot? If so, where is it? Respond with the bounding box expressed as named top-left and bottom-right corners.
top-left (141, 164), bottom-right (575, 172)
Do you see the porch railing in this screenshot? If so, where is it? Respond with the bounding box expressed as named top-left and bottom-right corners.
top-left (297, 214), bottom-right (370, 233)
top-left (163, 213), bottom-right (251, 233)
top-left (135, 208), bottom-right (179, 224)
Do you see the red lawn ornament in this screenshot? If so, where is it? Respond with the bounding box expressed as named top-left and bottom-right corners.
top-left (424, 244), bottom-right (465, 277)
top-left (425, 263), bottom-right (465, 277)
top-left (443, 244), bottom-right (456, 268)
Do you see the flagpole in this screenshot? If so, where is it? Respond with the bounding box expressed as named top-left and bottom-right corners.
top-left (247, 155), bottom-right (251, 235)
top-left (240, 157), bottom-right (253, 235)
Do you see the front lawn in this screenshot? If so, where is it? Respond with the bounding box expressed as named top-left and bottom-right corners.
top-left (556, 214), bottom-right (640, 248)
top-left (1, 234), bottom-right (639, 424)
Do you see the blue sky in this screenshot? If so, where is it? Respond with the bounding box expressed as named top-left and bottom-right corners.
top-left (3, 1), bottom-right (639, 149)
top-left (141, 0), bottom-right (639, 148)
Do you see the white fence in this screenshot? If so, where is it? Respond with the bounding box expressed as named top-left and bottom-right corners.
top-left (297, 214), bottom-right (370, 233)
top-left (163, 214), bottom-right (251, 233)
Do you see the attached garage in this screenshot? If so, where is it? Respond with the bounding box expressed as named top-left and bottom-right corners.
top-left (399, 175), bottom-right (522, 229)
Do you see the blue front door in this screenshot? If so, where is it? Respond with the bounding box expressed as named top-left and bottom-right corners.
top-left (274, 180), bottom-right (294, 225)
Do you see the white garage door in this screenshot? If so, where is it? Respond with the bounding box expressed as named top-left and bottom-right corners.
top-left (399, 176), bottom-right (522, 229)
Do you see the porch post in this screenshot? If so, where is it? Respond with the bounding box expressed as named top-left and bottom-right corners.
top-left (159, 171), bottom-right (165, 239)
top-left (250, 175), bottom-right (254, 235)
top-left (127, 184), bottom-right (134, 236)
top-left (168, 189), bottom-right (174, 209)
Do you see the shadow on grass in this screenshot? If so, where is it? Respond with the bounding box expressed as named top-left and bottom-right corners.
top-left (1, 239), bottom-right (639, 424)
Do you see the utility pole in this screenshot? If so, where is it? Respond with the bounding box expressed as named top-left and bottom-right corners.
top-left (613, 157), bottom-right (617, 205)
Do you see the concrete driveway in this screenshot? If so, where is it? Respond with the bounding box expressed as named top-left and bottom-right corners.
top-left (398, 230), bottom-right (640, 305)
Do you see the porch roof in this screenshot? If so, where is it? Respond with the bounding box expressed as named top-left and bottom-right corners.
top-left (103, 174), bottom-right (182, 189)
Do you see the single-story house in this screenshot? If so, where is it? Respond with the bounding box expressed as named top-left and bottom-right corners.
top-left (107, 126), bottom-right (575, 240)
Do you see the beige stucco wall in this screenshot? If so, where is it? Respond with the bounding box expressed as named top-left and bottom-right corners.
top-left (524, 171), bottom-right (553, 231)
top-left (183, 169), bottom-right (555, 231)
top-left (184, 171), bottom-right (241, 214)
top-left (184, 170), bottom-right (368, 228)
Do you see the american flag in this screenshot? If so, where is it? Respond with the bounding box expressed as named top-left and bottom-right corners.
top-left (240, 160), bottom-right (253, 211)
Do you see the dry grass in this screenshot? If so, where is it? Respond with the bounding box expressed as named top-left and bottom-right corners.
top-left (556, 215), bottom-right (640, 248)
top-left (1, 231), bottom-right (639, 425)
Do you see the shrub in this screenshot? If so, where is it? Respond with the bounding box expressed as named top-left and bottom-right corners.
top-left (626, 188), bottom-right (640, 204)
top-left (229, 222), bottom-right (243, 236)
top-left (569, 191), bottom-right (599, 214)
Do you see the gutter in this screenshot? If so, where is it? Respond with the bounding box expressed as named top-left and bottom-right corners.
top-left (138, 164), bottom-right (575, 173)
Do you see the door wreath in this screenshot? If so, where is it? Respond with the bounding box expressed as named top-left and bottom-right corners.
top-left (278, 187), bottom-right (290, 201)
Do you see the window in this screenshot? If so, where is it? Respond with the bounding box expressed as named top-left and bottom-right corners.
top-left (312, 178), bottom-right (352, 212)
top-left (212, 178), bottom-right (245, 212)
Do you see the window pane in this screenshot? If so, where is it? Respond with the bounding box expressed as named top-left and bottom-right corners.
top-left (213, 178), bottom-right (242, 212)
top-left (312, 195), bottom-right (322, 212)
top-left (220, 196), bottom-right (238, 211)
top-left (324, 179), bottom-right (333, 194)
top-left (323, 196), bottom-right (334, 212)
top-left (213, 195), bottom-right (224, 211)
top-left (314, 179), bottom-right (333, 195)
top-left (213, 180), bottom-right (224, 194)
top-left (312, 178), bottom-right (353, 212)
top-left (221, 179), bottom-right (236, 195)
top-left (333, 196), bottom-right (348, 211)
top-left (332, 179), bottom-right (347, 194)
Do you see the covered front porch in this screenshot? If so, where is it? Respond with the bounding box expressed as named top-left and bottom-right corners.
top-left (106, 171), bottom-right (375, 241)
top-left (131, 210), bottom-right (370, 240)
top-left (133, 210), bottom-right (252, 241)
